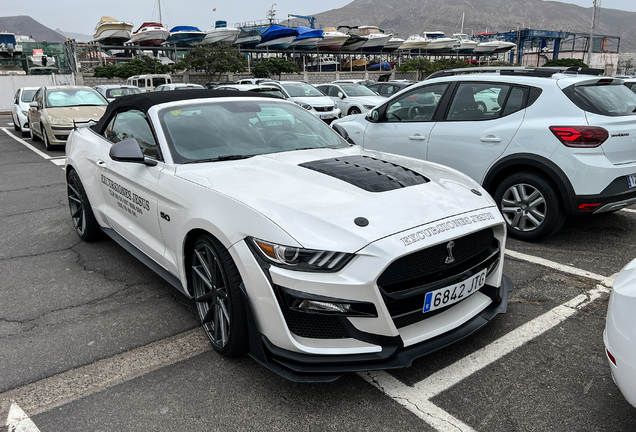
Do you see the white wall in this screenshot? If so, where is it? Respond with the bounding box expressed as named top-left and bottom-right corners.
top-left (0, 74), bottom-right (76, 112)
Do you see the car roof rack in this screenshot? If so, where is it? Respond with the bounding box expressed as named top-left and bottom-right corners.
top-left (426, 66), bottom-right (605, 80)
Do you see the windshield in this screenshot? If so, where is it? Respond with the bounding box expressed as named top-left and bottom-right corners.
top-left (280, 82), bottom-right (325, 97)
top-left (563, 81), bottom-right (636, 117)
top-left (160, 100), bottom-right (347, 164)
top-left (46, 89), bottom-right (108, 108)
top-left (106, 87), bottom-right (142, 98)
top-left (340, 84), bottom-right (378, 97)
top-left (21, 89), bottom-right (37, 102)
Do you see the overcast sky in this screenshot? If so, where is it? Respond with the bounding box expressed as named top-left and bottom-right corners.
top-left (5, 0), bottom-right (636, 36)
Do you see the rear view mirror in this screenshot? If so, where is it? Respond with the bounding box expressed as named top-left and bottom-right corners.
top-left (29, 101), bottom-right (38, 108)
top-left (366, 109), bottom-right (380, 123)
top-left (109, 138), bottom-right (157, 166)
top-left (338, 92), bottom-right (345, 99)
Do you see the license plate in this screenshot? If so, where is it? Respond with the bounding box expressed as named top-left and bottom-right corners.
top-left (265, 120), bottom-right (283, 126)
top-left (423, 268), bottom-right (487, 313)
top-left (627, 174), bottom-right (636, 188)
top-left (320, 114), bottom-right (334, 120)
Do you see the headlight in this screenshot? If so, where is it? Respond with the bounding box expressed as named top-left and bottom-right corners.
top-left (363, 104), bottom-right (376, 110)
top-left (49, 116), bottom-right (72, 125)
top-left (294, 101), bottom-right (313, 111)
top-left (251, 238), bottom-right (354, 272)
top-left (21, 110), bottom-right (28, 116)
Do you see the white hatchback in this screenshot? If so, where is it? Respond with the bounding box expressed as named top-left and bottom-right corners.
top-left (332, 67), bottom-right (636, 241)
top-left (315, 83), bottom-right (386, 116)
top-left (11, 86), bottom-right (39, 135)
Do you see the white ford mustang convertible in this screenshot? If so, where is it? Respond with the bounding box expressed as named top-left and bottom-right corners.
top-left (65, 90), bottom-right (512, 382)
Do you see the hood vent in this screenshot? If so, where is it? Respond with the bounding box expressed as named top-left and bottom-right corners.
top-left (299, 155), bottom-right (429, 192)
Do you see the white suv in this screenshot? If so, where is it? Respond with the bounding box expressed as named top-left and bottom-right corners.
top-left (332, 67), bottom-right (636, 241)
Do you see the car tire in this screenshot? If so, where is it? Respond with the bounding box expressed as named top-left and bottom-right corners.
top-left (476, 101), bottom-right (487, 113)
top-left (348, 107), bottom-right (361, 115)
top-left (42, 126), bottom-right (53, 151)
top-left (67, 169), bottom-right (102, 241)
top-left (494, 172), bottom-right (566, 242)
top-left (30, 123), bottom-right (40, 141)
top-left (190, 234), bottom-right (248, 357)
top-left (13, 117), bottom-right (20, 131)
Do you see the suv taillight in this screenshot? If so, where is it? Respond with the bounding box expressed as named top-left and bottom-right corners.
top-left (549, 126), bottom-right (609, 147)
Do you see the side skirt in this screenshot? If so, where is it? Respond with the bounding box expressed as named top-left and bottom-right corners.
top-left (101, 227), bottom-right (187, 296)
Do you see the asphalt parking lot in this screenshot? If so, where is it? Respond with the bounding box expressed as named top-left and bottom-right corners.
top-left (1, 114), bottom-right (635, 431)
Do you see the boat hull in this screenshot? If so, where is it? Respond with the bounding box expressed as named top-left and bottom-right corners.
top-left (256, 35), bottom-right (296, 50)
top-left (289, 37), bottom-right (323, 50)
top-left (94, 29), bottom-right (132, 45)
top-left (202, 28), bottom-right (240, 45)
top-left (130, 30), bottom-right (170, 46)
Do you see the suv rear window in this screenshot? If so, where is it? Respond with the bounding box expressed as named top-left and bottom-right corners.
top-left (563, 81), bottom-right (636, 116)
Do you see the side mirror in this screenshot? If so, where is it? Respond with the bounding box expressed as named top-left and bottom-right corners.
top-left (29, 101), bottom-right (38, 108)
top-left (338, 92), bottom-right (345, 99)
top-left (109, 138), bottom-right (157, 166)
top-left (366, 109), bottom-right (380, 123)
top-left (332, 123), bottom-right (356, 145)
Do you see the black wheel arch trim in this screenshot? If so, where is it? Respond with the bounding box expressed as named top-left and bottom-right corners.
top-left (483, 153), bottom-right (577, 215)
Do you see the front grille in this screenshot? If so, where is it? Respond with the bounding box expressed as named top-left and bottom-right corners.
top-left (54, 135), bottom-right (69, 141)
top-left (377, 228), bottom-right (500, 329)
top-left (378, 228), bottom-right (495, 294)
top-left (314, 106), bottom-right (333, 112)
top-left (273, 285), bottom-right (351, 339)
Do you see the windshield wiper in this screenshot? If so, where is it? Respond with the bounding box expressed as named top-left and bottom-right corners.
top-left (185, 154), bottom-right (255, 164)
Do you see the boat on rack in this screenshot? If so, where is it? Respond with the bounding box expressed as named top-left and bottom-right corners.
top-left (256, 25), bottom-right (299, 49)
top-left (234, 27), bottom-right (266, 47)
top-left (339, 27), bottom-right (367, 51)
top-left (0, 33), bottom-right (23, 57)
top-left (93, 16), bottom-right (134, 45)
top-left (383, 36), bottom-right (405, 52)
top-left (452, 33), bottom-right (478, 53)
top-left (130, 22), bottom-right (170, 46)
top-left (359, 26), bottom-right (391, 52)
top-left (316, 27), bottom-right (349, 51)
top-left (164, 26), bottom-right (206, 46)
top-left (423, 31), bottom-right (459, 52)
top-left (305, 55), bottom-right (339, 72)
top-left (202, 21), bottom-right (240, 45)
top-left (474, 33), bottom-right (515, 54)
top-left (398, 34), bottom-right (430, 50)
top-left (289, 26), bottom-right (324, 50)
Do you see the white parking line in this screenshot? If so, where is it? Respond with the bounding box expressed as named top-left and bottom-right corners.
top-left (1, 127), bottom-right (51, 159)
top-left (622, 208), bottom-right (636, 214)
top-left (360, 285), bottom-right (610, 431)
top-left (505, 249), bottom-right (616, 287)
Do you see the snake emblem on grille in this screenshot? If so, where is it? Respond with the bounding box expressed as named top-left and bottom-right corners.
top-left (445, 241), bottom-right (456, 264)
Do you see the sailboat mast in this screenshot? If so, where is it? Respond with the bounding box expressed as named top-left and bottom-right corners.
top-left (159, 0), bottom-right (162, 23)
top-left (461, 12), bottom-right (464, 34)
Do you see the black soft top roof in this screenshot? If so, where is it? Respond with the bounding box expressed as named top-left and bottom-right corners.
top-left (93, 89), bottom-right (279, 134)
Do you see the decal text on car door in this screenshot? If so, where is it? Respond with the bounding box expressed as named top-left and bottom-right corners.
top-left (101, 174), bottom-right (150, 218)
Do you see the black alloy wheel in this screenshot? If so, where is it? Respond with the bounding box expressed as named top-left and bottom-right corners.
top-left (476, 101), bottom-right (487, 113)
top-left (67, 170), bottom-right (101, 241)
top-left (348, 106), bottom-right (361, 115)
top-left (190, 234), bottom-right (248, 357)
top-left (494, 171), bottom-right (565, 242)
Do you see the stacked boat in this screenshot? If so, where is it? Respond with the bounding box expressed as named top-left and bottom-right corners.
top-left (165, 26), bottom-right (206, 46)
top-left (93, 16), bottom-right (134, 45)
top-left (202, 21), bottom-right (240, 45)
top-left (130, 22), bottom-right (170, 46)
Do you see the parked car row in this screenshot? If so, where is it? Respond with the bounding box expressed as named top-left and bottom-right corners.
top-left (8, 69), bottom-right (636, 400)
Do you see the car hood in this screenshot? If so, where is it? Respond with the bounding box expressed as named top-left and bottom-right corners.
top-left (175, 146), bottom-right (498, 252)
top-left (349, 95), bottom-right (386, 106)
top-left (46, 106), bottom-right (107, 121)
top-left (291, 95), bottom-right (335, 107)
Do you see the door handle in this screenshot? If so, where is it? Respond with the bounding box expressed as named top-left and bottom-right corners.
top-left (409, 134), bottom-right (427, 141)
top-left (480, 135), bottom-right (502, 143)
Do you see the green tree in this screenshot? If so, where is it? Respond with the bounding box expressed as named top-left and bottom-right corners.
top-left (175, 45), bottom-right (247, 79)
top-left (542, 58), bottom-right (588, 68)
top-left (397, 58), bottom-right (434, 81)
top-left (93, 56), bottom-right (173, 79)
top-left (252, 58), bottom-right (299, 80)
